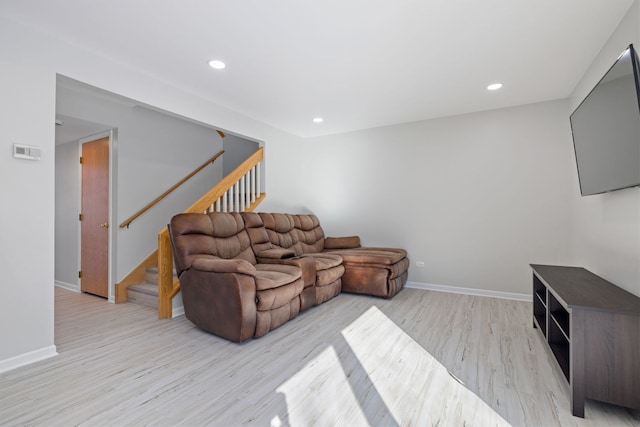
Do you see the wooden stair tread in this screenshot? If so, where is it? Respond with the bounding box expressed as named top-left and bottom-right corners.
top-left (127, 266), bottom-right (179, 310)
top-left (144, 267), bottom-right (177, 286)
top-left (127, 283), bottom-right (159, 296)
top-left (126, 282), bottom-right (158, 309)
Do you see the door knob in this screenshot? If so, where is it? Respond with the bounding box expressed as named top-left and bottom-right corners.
top-left (101, 222), bottom-right (109, 228)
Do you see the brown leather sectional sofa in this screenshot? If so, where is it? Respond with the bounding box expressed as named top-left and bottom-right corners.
top-left (169, 211), bottom-right (409, 342)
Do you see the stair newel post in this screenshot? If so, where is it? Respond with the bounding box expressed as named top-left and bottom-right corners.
top-left (157, 228), bottom-right (174, 319)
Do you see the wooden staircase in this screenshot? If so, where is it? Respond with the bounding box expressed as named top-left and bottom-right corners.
top-left (126, 267), bottom-right (177, 309)
top-left (116, 147), bottom-right (266, 318)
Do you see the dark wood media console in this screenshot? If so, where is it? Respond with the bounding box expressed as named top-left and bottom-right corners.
top-left (530, 264), bottom-right (640, 418)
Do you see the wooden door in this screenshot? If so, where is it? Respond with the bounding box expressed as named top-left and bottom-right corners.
top-left (81, 137), bottom-right (110, 297)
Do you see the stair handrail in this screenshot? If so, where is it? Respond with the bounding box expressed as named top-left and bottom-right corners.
top-left (157, 147), bottom-right (265, 318)
top-left (119, 149), bottom-right (225, 229)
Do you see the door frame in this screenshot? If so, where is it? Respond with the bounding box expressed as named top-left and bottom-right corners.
top-left (78, 129), bottom-right (118, 302)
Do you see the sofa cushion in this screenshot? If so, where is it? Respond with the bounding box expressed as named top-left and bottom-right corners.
top-left (317, 264), bottom-right (345, 287)
top-left (242, 211), bottom-right (270, 253)
top-left (259, 213), bottom-right (299, 252)
top-left (254, 264), bottom-right (302, 291)
top-left (292, 214), bottom-right (325, 254)
top-left (334, 251), bottom-right (410, 298)
top-left (294, 252), bottom-right (343, 271)
top-left (255, 248), bottom-right (296, 260)
top-left (210, 212), bottom-right (246, 237)
top-left (170, 212), bottom-right (257, 277)
top-left (255, 275), bottom-right (304, 311)
top-left (211, 215), bottom-right (256, 262)
top-left (328, 247), bottom-right (407, 266)
top-left (324, 235), bottom-right (361, 249)
top-left (191, 257), bottom-right (257, 275)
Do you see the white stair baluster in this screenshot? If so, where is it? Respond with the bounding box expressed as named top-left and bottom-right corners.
top-left (234, 182), bottom-right (239, 211)
top-left (239, 179), bottom-right (243, 210)
top-left (242, 172), bottom-right (251, 210)
top-left (250, 166), bottom-right (256, 204)
top-left (257, 162), bottom-right (261, 197)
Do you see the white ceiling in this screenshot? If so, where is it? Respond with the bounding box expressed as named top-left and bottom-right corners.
top-left (2, 0), bottom-right (635, 137)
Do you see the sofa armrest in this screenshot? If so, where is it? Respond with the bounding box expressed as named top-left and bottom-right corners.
top-left (254, 248), bottom-right (296, 260)
top-left (191, 257), bottom-right (257, 276)
top-left (324, 236), bottom-right (361, 249)
top-left (282, 256), bottom-right (316, 288)
top-left (180, 264), bottom-right (258, 342)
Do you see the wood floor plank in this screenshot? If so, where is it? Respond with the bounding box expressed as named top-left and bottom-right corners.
top-left (0, 287), bottom-right (638, 426)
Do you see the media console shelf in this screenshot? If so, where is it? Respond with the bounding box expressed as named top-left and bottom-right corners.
top-left (530, 264), bottom-right (640, 418)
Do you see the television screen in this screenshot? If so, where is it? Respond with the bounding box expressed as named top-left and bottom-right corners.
top-left (570, 44), bottom-right (640, 196)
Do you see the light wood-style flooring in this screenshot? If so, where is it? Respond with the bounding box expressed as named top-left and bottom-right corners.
top-left (0, 287), bottom-right (638, 426)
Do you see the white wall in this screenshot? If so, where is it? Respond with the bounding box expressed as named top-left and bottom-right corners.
top-left (223, 134), bottom-right (260, 176)
top-left (305, 100), bottom-right (573, 295)
top-left (55, 140), bottom-right (81, 289)
top-left (567, 1), bottom-right (640, 296)
top-left (0, 15), bottom-right (305, 371)
top-left (0, 62), bottom-right (57, 369)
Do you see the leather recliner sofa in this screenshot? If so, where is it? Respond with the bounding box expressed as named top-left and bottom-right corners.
top-left (168, 211), bottom-right (409, 342)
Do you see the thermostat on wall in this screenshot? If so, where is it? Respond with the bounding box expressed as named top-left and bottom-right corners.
top-left (13, 144), bottom-right (41, 160)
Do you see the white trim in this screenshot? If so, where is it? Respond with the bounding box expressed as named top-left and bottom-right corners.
top-left (54, 280), bottom-right (80, 292)
top-left (405, 281), bottom-right (532, 302)
top-left (0, 346), bottom-right (58, 374)
top-left (172, 306), bottom-right (185, 318)
top-left (76, 140), bottom-right (82, 292)
top-left (77, 131), bottom-right (112, 145)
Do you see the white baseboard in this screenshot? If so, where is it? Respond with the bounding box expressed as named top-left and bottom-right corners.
top-left (54, 280), bottom-right (80, 292)
top-left (172, 293), bottom-right (184, 318)
top-left (0, 345), bottom-right (58, 374)
top-left (405, 281), bottom-right (532, 302)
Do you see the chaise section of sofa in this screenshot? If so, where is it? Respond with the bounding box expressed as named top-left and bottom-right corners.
top-left (325, 246), bottom-right (409, 298)
top-left (291, 214), bottom-right (409, 298)
top-left (168, 212), bottom-right (304, 342)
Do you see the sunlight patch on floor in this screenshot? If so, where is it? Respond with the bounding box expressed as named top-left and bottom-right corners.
top-left (275, 343), bottom-right (370, 426)
top-left (275, 305), bottom-right (510, 425)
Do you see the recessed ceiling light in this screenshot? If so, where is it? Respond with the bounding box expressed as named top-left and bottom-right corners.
top-left (313, 117), bottom-right (324, 123)
top-left (208, 60), bottom-right (226, 70)
top-left (487, 83), bottom-right (503, 91)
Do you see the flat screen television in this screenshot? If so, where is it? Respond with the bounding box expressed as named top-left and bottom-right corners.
top-left (569, 44), bottom-right (640, 196)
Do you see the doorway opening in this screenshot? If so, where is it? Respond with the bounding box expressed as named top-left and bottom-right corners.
top-left (55, 119), bottom-right (116, 301)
